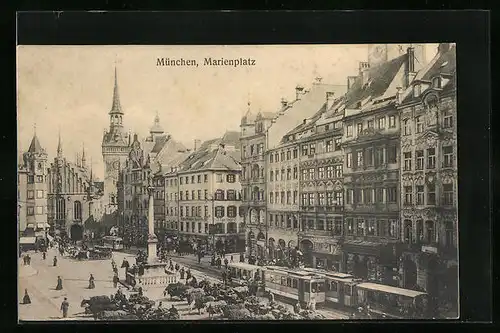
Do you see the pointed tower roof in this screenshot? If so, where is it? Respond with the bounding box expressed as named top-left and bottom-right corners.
top-left (28, 135), bottom-right (44, 154)
top-left (150, 112), bottom-right (164, 134)
top-left (57, 129), bottom-right (63, 158)
top-left (109, 65), bottom-right (123, 115)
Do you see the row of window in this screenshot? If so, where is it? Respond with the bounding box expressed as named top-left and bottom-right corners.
top-left (177, 205), bottom-right (244, 218)
top-left (27, 175), bottom-right (45, 184)
top-left (164, 173), bottom-right (237, 187)
top-left (346, 145), bottom-right (398, 169)
top-left (344, 218), bottom-right (399, 238)
top-left (176, 189), bottom-right (241, 201)
top-left (403, 183), bottom-right (454, 206)
top-left (346, 115), bottom-right (397, 137)
top-left (270, 167), bottom-right (298, 181)
top-left (300, 165), bottom-right (343, 181)
top-left (402, 109), bottom-right (453, 136)
top-left (178, 221), bottom-right (241, 233)
top-left (269, 191), bottom-right (298, 205)
top-left (345, 187), bottom-right (398, 204)
top-left (402, 146), bottom-right (454, 171)
top-left (242, 143), bottom-right (265, 158)
top-left (27, 190), bottom-right (45, 199)
top-left (26, 206), bottom-right (44, 216)
top-left (52, 198), bottom-right (82, 220)
top-left (300, 191), bottom-right (344, 206)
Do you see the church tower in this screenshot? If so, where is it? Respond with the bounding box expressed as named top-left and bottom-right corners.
top-left (368, 43), bottom-right (427, 71)
top-left (101, 66), bottom-right (130, 213)
top-left (22, 127), bottom-right (48, 231)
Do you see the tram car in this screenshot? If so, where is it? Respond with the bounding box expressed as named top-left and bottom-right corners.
top-left (101, 236), bottom-right (124, 251)
top-left (263, 266), bottom-right (326, 305)
top-left (227, 262), bottom-right (265, 286)
top-left (301, 267), bottom-right (427, 318)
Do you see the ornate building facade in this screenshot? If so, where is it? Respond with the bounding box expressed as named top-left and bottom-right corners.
top-left (397, 43), bottom-right (457, 316)
top-left (341, 47), bottom-right (421, 285)
top-left (47, 135), bottom-right (103, 240)
top-left (240, 106), bottom-right (275, 258)
top-left (102, 67), bottom-right (131, 214)
top-left (121, 116), bottom-right (188, 246)
top-left (18, 132), bottom-right (49, 234)
top-left (293, 94), bottom-right (346, 271)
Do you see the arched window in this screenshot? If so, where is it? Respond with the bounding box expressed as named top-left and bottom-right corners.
top-left (74, 201), bottom-right (82, 221)
top-left (425, 221), bottom-right (435, 244)
top-left (56, 197), bottom-right (66, 220)
top-left (403, 219), bottom-right (412, 243)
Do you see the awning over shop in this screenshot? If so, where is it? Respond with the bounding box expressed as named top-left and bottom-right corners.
top-left (19, 237), bottom-right (36, 245)
top-left (342, 240), bottom-right (384, 256)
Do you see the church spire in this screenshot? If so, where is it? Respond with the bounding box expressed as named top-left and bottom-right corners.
top-left (57, 128), bottom-right (63, 158)
top-left (110, 64), bottom-right (123, 115)
top-left (81, 142), bottom-right (86, 167)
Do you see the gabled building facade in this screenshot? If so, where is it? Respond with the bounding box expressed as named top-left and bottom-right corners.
top-left (341, 46), bottom-right (422, 285)
top-left (397, 43), bottom-right (457, 316)
top-left (176, 132), bottom-right (244, 254)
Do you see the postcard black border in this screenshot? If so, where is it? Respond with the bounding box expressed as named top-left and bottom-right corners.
top-left (6, 9), bottom-right (492, 331)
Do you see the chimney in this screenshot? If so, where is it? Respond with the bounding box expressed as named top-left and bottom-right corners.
top-left (406, 47), bottom-right (417, 87)
top-left (194, 139), bottom-right (201, 151)
top-left (396, 87), bottom-right (403, 105)
top-left (359, 62), bottom-right (370, 85)
top-left (295, 85), bottom-right (304, 100)
top-left (438, 43), bottom-right (451, 54)
top-left (280, 97), bottom-right (288, 108)
top-left (326, 91), bottom-right (335, 109)
top-left (347, 76), bottom-right (357, 90)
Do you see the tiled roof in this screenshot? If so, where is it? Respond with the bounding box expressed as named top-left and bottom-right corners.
top-left (27, 135), bottom-right (44, 154)
top-left (345, 54), bottom-right (407, 109)
top-left (401, 45), bottom-right (456, 104)
top-left (267, 83), bottom-right (347, 149)
top-left (179, 135), bottom-right (241, 173)
top-left (221, 131), bottom-right (241, 147)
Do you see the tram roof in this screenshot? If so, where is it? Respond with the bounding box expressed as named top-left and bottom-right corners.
top-left (228, 262), bottom-right (261, 270)
top-left (265, 266), bottom-right (323, 278)
top-left (302, 268), bottom-right (354, 279)
top-left (356, 282), bottom-right (427, 298)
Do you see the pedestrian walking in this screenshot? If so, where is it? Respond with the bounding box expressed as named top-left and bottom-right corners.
top-left (27, 255), bottom-right (31, 265)
top-left (56, 276), bottom-right (63, 290)
top-left (224, 257), bottom-right (228, 269)
top-left (42, 251), bottom-right (46, 260)
top-left (113, 266), bottom-right (118, 275)
top-left (60, 297), bottom-right (69, 318)
top-left (22, 289), bottom-right (31, 304)
top-left (294, 301), bottom-right (301, 314)
top-left (53, 256), bottom-right (58, 267)
top-left (113, 274), bottom-right (119, 288)
top-left (88, 274), bottom-right (95, 289)
top-left (186, 269), bottom-right (191, 280)
top-left (230, 255), bottom-right (234, 263)
top-left (180, 267), bottom-right (185, 279)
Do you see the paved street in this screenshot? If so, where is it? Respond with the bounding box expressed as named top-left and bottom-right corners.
top-left (19, 247), bottom-right (348, 321)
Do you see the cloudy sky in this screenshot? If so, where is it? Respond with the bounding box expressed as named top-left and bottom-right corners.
top-left (17, 44), bottom-right (438, 179)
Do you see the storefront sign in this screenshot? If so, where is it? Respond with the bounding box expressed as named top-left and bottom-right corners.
top-left (421, 245), bottom-right (438, 254)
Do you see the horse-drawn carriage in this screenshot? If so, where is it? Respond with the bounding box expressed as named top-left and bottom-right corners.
top-left (88, 246), bottom-right (113, 260)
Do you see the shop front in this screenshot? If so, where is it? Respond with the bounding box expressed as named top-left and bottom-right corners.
top-left (299, 237), bottom-right (343, 271)
top-left (342, 240), bottom-right (399, 285)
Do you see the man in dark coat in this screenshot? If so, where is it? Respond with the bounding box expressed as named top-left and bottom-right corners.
top-left (60, 297), bottom-right (69, 318)
top-left (53, 256), bottom-right (58, 267)
top-left (42, 251), bottom-right (46, 260)
top-left (113, 274), bottom-right (119, 288)
top-left (88, 274), bottom-right (95, 289)
top-left (56, 276), bottom-right (63, 290)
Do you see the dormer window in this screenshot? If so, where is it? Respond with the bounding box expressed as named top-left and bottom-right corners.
top-left (432, 76), bottom-right (442, 89)
top-left (413, 84), bottom-right (421, 97)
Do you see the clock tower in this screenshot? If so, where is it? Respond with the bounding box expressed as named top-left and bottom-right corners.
top-left (368, 44), bottom-right (426, 71)
top-left (101, 66), bottom-right (130, 213)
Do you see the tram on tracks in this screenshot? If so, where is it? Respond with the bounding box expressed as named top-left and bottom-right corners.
top-left (263, 266), bottom-right (326, 305)
top-left (227, 262), bottom-right (264, 286)
top-left (301, 267), bottom-right (428, 318)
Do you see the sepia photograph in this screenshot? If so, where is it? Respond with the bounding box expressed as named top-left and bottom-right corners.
top-left (17, 43), bottom-right (458, 321)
